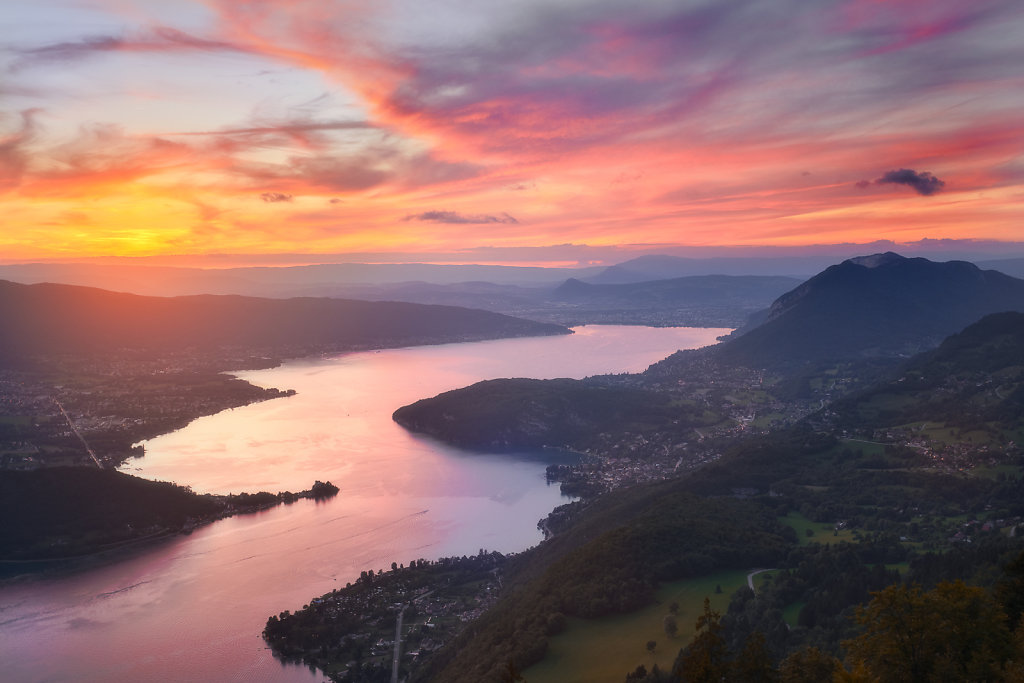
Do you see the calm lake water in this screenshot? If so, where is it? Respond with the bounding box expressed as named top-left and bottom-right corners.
top-left (0, 326), bottom-right (726, 682)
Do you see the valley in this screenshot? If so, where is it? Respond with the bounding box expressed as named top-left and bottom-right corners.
top-left (4, 253), bottom-right (1024, 683)
top-left (269, 254), bottom-right (1024, 682)
top-left (10, 2), bottom-right (1024, 679)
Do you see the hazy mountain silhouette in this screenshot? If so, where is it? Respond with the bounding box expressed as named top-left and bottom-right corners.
top-left (718, 253), bottom-right (1024, 365)
top-left (586, 254), bottom-right (833, 282)
top-left (552, 274), bottom-right (802, 309)
top-left (976, 257), bottom-right (1024, 279)
top-left (0, 262), bottom-right (601, 298)
top-left (0, 280), bottom-right (569, 363)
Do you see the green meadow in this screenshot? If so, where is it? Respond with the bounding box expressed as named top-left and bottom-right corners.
top-left (524, 570), bottom-right (749, 683)
top-left (778, 511), bottom-right (856, 546)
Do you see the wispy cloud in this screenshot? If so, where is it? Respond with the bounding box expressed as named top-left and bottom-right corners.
top-left (229, 0), bottom-right (1019, 158)
top-left (0, 109), bottom-right (41, 190)
top-left (0, 107), bottom-right (480, 200)
top-left (9, 27), bottom-right (254, 71)
top-left (403, 210), bottom-right (518, 225)
top-left (3, 0), bottom-right (1024, 258)
top-left (167, 120), bottom-right (372, 152)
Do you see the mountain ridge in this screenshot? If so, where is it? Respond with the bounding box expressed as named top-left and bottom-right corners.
top-left (719, 253), bottom-right (1024, 366)
top-left (0, 279), bottom-right (570, 363)
top-left (552, 274), bottom-right (802, 308)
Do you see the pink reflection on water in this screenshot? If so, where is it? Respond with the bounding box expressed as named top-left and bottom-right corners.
top-left (2, 326), bottom-right (726, 682)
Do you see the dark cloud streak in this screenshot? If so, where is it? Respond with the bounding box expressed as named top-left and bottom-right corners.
top-left (169, 121), bottom-right (372, 138)
top-left (859, 168), bottom-right (947, 196)
top-left (10, 27), bottom-right (254, 71)
top-left (403, 210), bottom-right (518, 225)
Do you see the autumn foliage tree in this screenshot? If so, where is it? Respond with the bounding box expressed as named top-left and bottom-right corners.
top-left (777, 647), bottom-right (841, 683)
top-left (674, 598), bottom-right (730, 682)
top-left (843, 580), bottom-right (1011, 682)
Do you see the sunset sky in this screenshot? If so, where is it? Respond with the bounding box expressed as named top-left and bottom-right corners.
top-left (2, 0), bottom-right (1023, 266)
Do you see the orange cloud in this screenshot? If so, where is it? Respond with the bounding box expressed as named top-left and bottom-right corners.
top-left (2, 0), bottom-right (1023, 260)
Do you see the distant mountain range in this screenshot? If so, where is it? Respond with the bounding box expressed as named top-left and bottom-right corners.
top-left (304, 274), bottom-right (802, 328)
top-left (4, 254), bottom-right (1021, 302)
top-left (552, 275), bottom-right (802, 309)
top-left (976, 257), bottom-right (1024, 279)
top-left (0, 280), bottom-right (569, 363)
top-left (586, 254), bottom-right (832, 283)
top-left (718, 253), bottom-right (1024, 366)
top-left (6, 254), bottom-right (1024, 340)
top-left (0, 262), bottom-right (601, 297)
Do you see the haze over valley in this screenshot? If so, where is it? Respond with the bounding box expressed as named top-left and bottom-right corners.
top-left (5, 251), bottom-right (1024, 682)
top-left (5, 0), bottom-right (1024, 681)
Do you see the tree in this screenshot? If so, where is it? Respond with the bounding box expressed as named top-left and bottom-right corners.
top-left (844, 581), bottom-right (1010, 682)
top-left (502, 659), bottom-right (524, 682)
top-left (545, 612), bottom-right (567, 636)
top-left (778, 646), bottom-right (839, 683)
top-left (674, 598), bottom-right (729, 682)
top-left (1003, 621), bottom-right (1024, 682)
top-left (733, 631), bottom-right (778, 682)
top-left (626, 664), bottom-right (648, 680)
top-left (664, 614), bottom-right (679, 638)
top-left (997, 550), bottom-right (1024, 631)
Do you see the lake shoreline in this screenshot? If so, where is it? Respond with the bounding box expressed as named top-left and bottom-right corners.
top-left (0, 326), bottom-right (724, 683)
top-left (0, 474), bottom-right (340, 574)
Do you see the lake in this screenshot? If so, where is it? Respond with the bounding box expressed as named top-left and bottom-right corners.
top-left (0, 325), bottom-right (726, 682)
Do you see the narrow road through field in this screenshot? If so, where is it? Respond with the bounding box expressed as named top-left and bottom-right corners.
top-left (747, 568), bottom-right (775, 593)
top-left (53, 398), bottom-right (102, 468)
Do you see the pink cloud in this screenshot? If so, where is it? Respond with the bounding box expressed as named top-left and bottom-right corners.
top-left (0, 109), bottom-right (41, 190)
top-left (5, 0), bottom-right (1024, 255)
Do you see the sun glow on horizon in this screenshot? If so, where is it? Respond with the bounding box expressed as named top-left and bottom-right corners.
top-left (2, 0), bottom-right (1023, 262)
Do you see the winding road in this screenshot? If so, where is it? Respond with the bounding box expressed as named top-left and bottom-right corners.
top-left (747, 568), bottom-right (775, 593)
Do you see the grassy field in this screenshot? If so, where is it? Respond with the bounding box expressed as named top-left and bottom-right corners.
top-left (781, 600), bottom-right (805, 628)
top-left (837, 438), bottom-right (886, 458)
top-left (523, 570), bottom-right (749, 683)
top-left (779, 511), bottom-right (857, 546)
top-left (751, 412), bottom-right (787, 429)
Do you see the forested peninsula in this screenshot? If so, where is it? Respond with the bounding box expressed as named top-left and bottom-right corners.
top-left (0, 469), bottom-right (338, 565)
